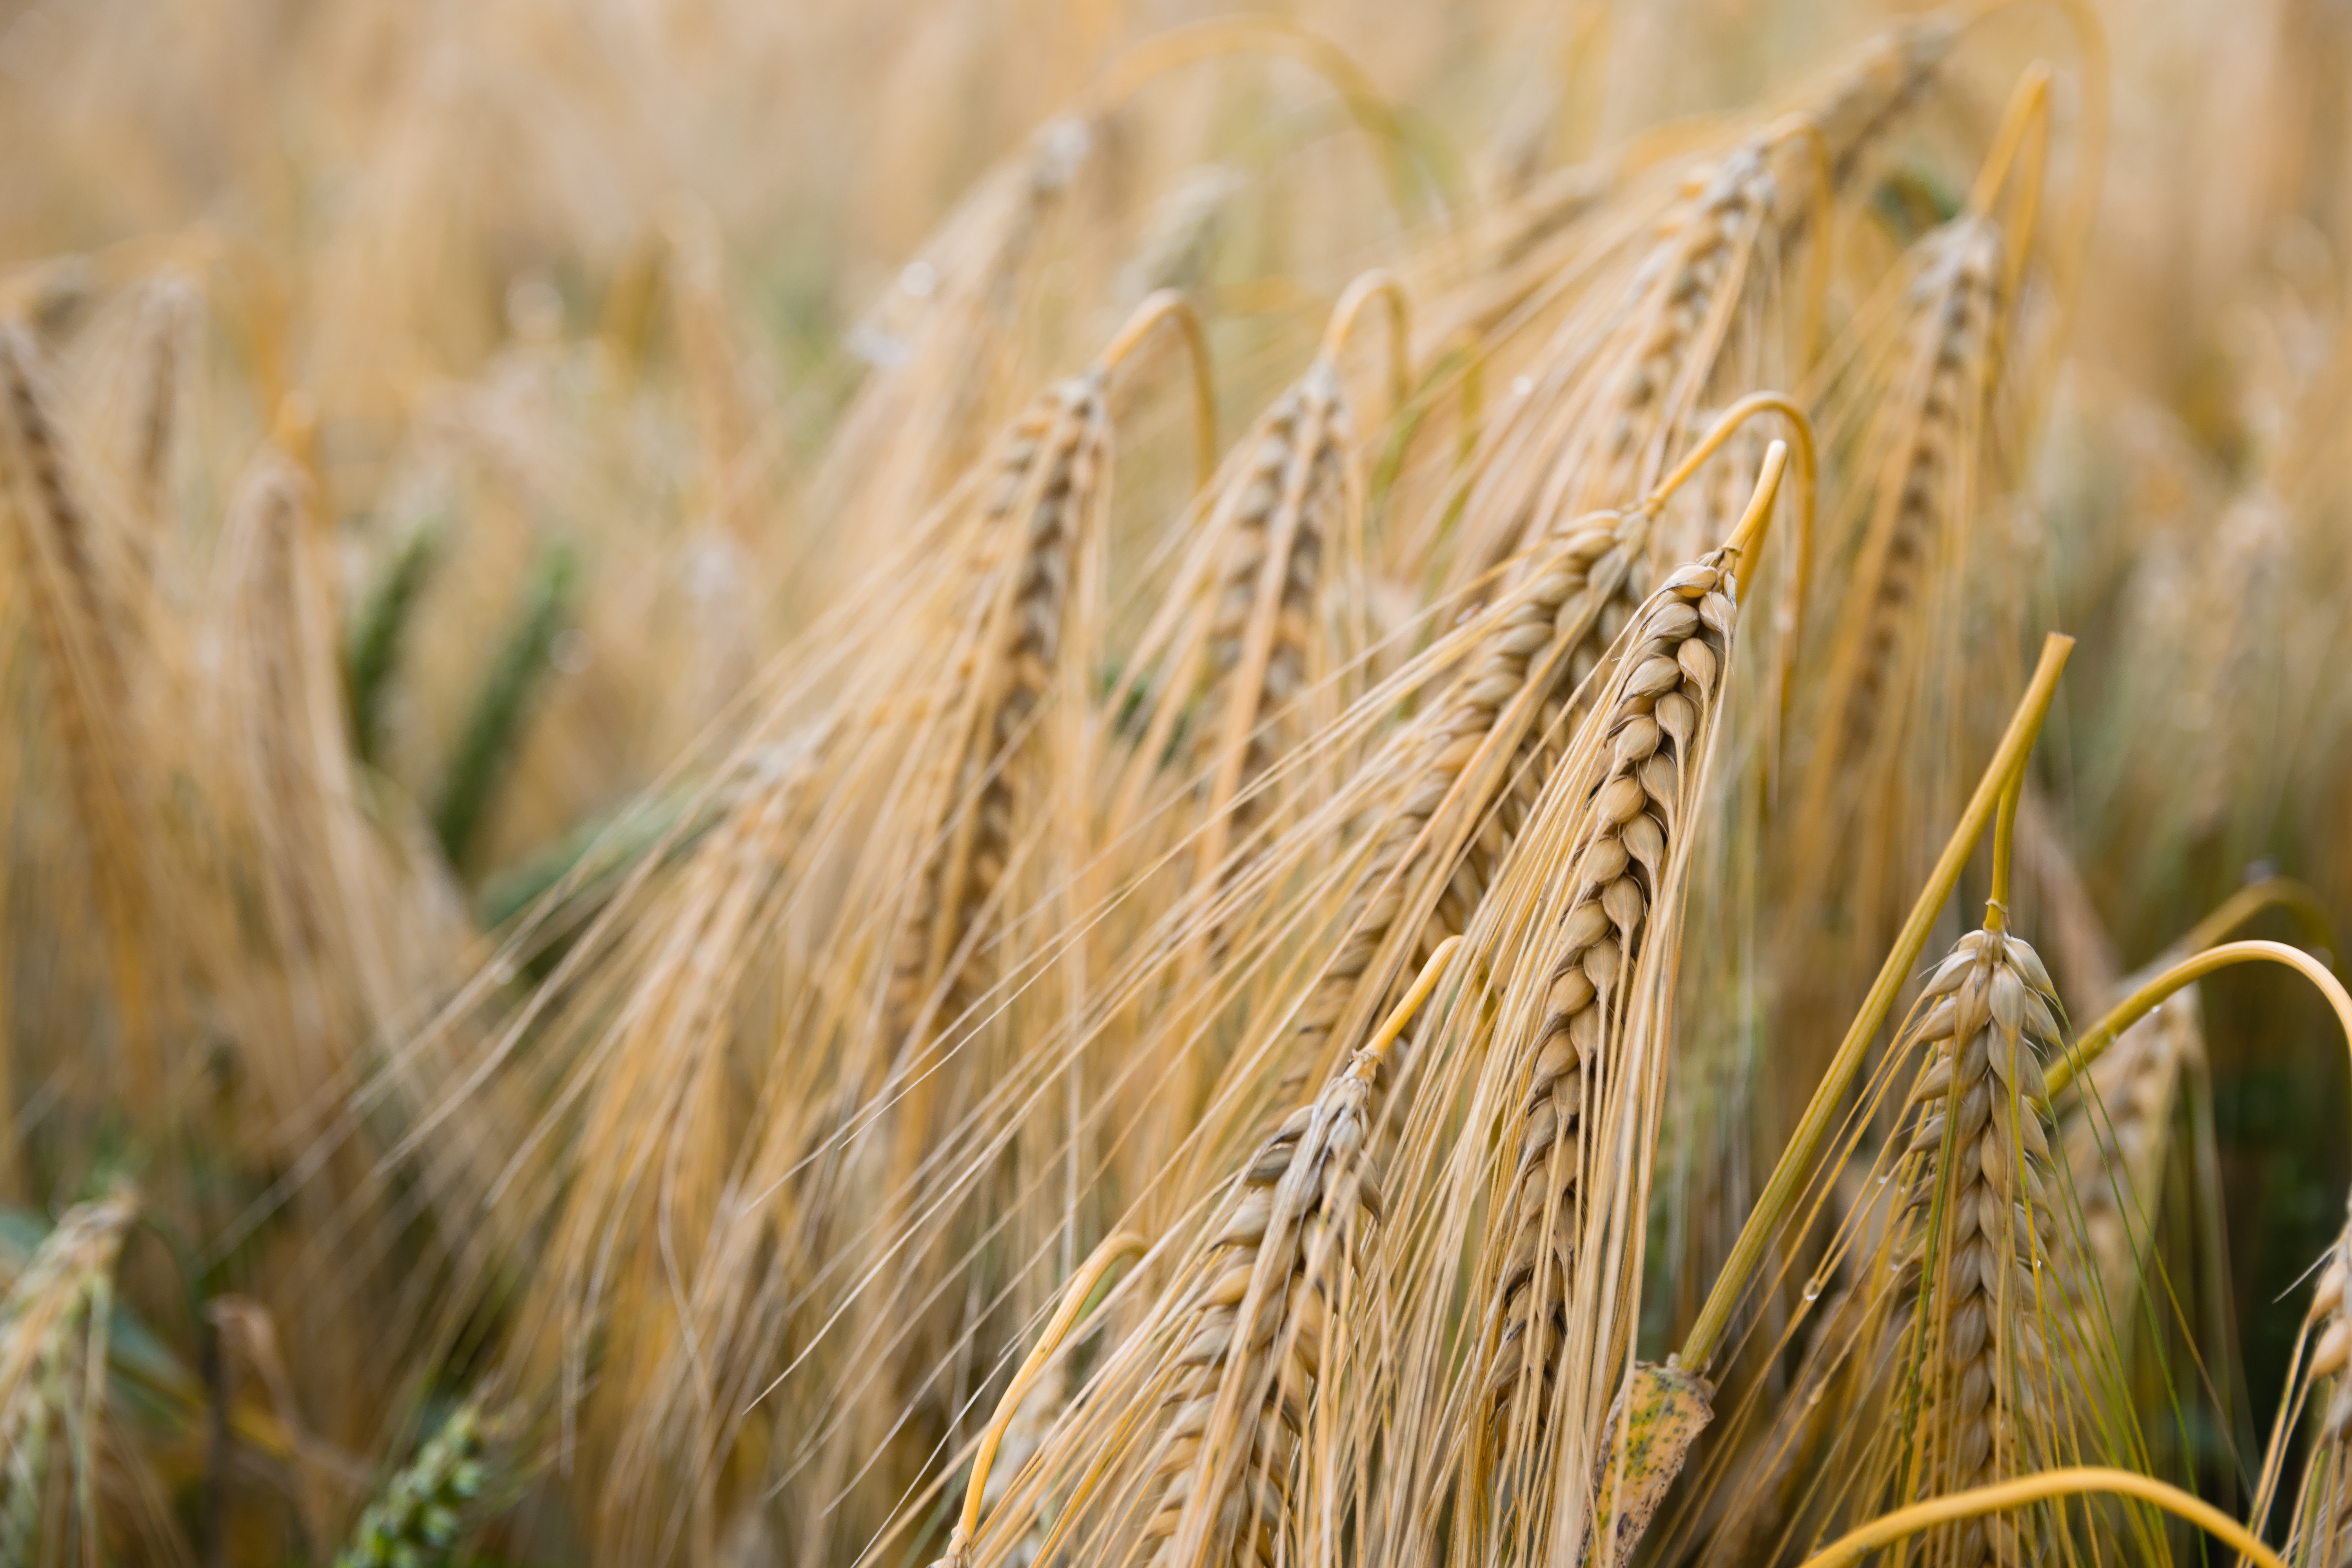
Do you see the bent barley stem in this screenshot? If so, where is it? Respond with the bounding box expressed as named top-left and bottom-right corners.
top-left (1319, 271), bottom-right (1414, 417)
top-left (1792, 1467), bottom-right (2285, 1568)
top-left (937, 1229), bottom-right (1148, 1568)
top-left (1100, 289), bottom-right (1219, 487)
top-left (2166, 876), bottom-right (2338, 964)
top-left (2044, 940), bottom-right (2352, 1105)
top-left (1637, 392), bottom-right (1819, 722)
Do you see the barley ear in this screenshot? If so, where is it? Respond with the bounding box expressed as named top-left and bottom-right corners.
top-left (334, 1402), bottom-right (497, 1568)
top-left (430, 541), bottom-right (579, 875)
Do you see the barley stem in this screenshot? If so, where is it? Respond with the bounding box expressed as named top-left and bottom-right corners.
top-left (1099, 289), bottom-right (1218, 488)
top-left (942, 1230), bottom-right (1147, 1566)
top-left (1792, 1466), bottom-right (2283, 1568)
top-left (2045, 940), bottom-right (2352, 1105)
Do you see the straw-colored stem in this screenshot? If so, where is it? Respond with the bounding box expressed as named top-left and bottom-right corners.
top-left (1721, 441), bottom-right (1789, 565)
top-left (1641, 393), bottom-right (1820, 704)
top-left (1764, 113), bottom-right (1835, 363)
top-left (1985, 760), bottom-right (2024, 936)
top-left (947, 1230), bottom-right (1147, 1556)
top-left (1965, 64), bottom-right (2053, 219)
top-left (1641, 394), bottom-right (1817, 539)
top-left (1793, 1467), bottom-right (2284, 1568)
top-left (1681, 632), bottom-right (2074, 1370)
top-left (1100, 289), bottom-right (1218, 489)
top-left (1962, 0), bottom-right (2111, 307)
top-left (1088, 17), bottom-right (1459, 225)
top-left (1365, 935), bottom-right (1463, 1070)
top-left (2045, 940), bottom-right (2352, 1105)
top-left (1319, 270), bottom-right (1412, 416)
top-left (2167, 877), bottom-right (2338, 965)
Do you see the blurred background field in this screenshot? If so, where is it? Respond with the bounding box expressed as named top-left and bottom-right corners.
top-left (3, 0), bottom-right (2351, 1564)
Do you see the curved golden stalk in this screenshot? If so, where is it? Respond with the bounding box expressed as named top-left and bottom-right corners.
top-left (1087, 18), bottom-right (1459, 226)
top-left (1640, 393), bottom-right (1817, 563)
top-left (1641, 396), bottom-right (1816, 728)
top-left (935, 1230), bottom-right (1148, 1568)
top-left (1762, 114), bottom-right (1835, 360)
top-left (2045, 940), bottom-right (2352, 1103)
top-left (1318, 271), bottom-right (1413, 417)
top-left (1959, 0), bottom-right (2111, 299)
top-left (1719, 437), bottom-right (1792, 564)
top-left (1099, 289), bottom-right (1218, 489)
top-left (1795, 1467), bottom-right (2283, 1568)
top-left (2166, 876), bottom-right (2339, 964)
top-left (1965, 64), bottom-right (2053, 221)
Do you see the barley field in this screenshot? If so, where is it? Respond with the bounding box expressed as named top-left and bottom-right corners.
top-left (3, 1), bottom-right (2352, 1564)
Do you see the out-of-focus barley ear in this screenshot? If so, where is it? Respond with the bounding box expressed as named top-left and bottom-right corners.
top-left (2050, 876), bottom-right (2323, 1367)
top-left (2272, 1200), bottom-right (2352, 1564)
top-left (1417, 11), bottom-right (1964, 608)
top-left (345, 520), bottom-right (445, 771)
top-left (0, 323), bottom-right (160, 1117)
top-left (2055, 970), bottom-right (2201, 1349)
top-left (1786, 209), bottom-right (2008, 969)
top-left (663, 196), bottom-right (769, 548)
top-left (802, 109), bottom-right (1100, 558)
top-left (334, 1400), bottom-right (499, 1568)
top-left (0, 1187), bottom-right (139, 1566)
top-left (430, 540), bottom-right (579, 875)
top-left (1087, 18), bottom-right (1455, 232)
top-left (1102, 276), bottom-right (1399, 1122)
